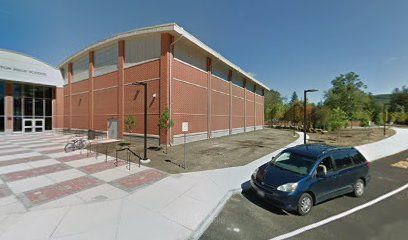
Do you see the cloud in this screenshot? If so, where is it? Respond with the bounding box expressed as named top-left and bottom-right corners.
top-left (247, 72), bottom-right (256, 78)
top-left (384, 57), bottom-right (397, 65)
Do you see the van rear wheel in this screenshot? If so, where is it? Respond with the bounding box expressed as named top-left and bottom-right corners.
top-left (353, 179), bottom-right (365, 197)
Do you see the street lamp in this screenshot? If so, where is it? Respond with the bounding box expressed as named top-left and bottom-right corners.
top-left (131, 82), bottom-right (150, 163)
top-left (303, 89), bottom-right (318, 144)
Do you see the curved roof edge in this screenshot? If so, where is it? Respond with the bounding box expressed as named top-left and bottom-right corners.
top-left (58, 23), bottom-right (270, 91)
top-left (0, 48), bottom-right (63, 87)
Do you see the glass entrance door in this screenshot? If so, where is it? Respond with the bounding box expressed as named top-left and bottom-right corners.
top-left (23, 119), bottom-right (44, 133)
top-left (13, 83), bottom-right (54, 132)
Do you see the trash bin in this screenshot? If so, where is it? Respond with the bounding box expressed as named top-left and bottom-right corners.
top-left (88, 130), bottom-right (96, 140)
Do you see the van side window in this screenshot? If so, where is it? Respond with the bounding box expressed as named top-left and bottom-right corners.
top-left (332, 152), bottom-right (354, 170)
top-left (320, 157), bottom-right (334, 172)
top-left (350, 150), bottom-right (366, 165)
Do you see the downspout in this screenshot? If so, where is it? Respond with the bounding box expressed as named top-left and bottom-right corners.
top-left (168, 34), bottom-right (183, 145)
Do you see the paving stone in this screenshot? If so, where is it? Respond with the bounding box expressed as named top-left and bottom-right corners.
top-left (21, 176), bottom-right (101, 207)
top-left (78, 160), bottom-right (127, 174)
top-left (110, 169), bottom-right (167, 192)
top-left (2, 164), bottom-right (71, 182)
top-left (0, 155), bottom-right (49, 167)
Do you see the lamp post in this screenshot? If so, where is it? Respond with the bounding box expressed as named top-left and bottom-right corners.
top-left (303, 89), bottom-right (318, 144)
top-left (131, 82), bottom-right (150, 163)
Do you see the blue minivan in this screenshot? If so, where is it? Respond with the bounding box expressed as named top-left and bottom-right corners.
top-left (250, 144), bottom-right (370, 215)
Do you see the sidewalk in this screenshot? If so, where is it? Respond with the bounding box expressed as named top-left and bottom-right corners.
top-left (0, 128), bottom-right (406, 240)
top-left (355, 127), bottom-right (408, 161)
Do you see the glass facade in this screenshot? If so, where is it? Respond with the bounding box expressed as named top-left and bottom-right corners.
top-left (13, 83), bottom-right (54, 132)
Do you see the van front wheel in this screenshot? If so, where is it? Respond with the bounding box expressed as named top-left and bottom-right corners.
top-left (296, 193), bottom-right (313, 216)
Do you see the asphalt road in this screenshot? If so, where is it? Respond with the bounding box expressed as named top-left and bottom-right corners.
top-left (200, 150), bottom-right (408, 240)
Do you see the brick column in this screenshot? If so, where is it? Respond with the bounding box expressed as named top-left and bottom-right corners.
top-left (89, 51), bottom-right (94, 130)
top-left (160, 33), bottom-right (173, 145)
top-left (228, 70), bottom-right (233, 134)
top-left (254, 84), bottom-right (257, 130)
top-left (243, 78), bottom-right (247, 132)
top-left (207, 57), bottom-right (212, 138)
top-left (118, 40), bottom-right (125, 139)
top-left (4, 83), bottom-right (13, 132)
top-left (68, 63), bottom-right (73, 129)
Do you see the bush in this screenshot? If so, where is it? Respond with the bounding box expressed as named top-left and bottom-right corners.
top-left (328, 108), bottom-right (348, 131)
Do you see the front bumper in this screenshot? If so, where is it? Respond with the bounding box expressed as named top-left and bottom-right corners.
top-left (250, 178), bottom-right (300, 211)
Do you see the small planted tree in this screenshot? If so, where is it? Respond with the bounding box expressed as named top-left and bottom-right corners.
top-left (124, 116), bottom-right (136, 132)
top-left (158, 108), bottom-right (174, 154)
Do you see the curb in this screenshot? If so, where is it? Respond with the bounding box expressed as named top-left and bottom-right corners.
top-left (188, 187), bottom-right (242, 240)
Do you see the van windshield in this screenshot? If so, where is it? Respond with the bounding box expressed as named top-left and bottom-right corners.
top-left (271, 152), bottom-right (316, 175)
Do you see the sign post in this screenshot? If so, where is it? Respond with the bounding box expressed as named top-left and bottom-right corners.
top-left (182, 122), bottom-right (189, 169)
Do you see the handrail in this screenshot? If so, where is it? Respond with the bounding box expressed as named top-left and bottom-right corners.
top-left (115, 147), bottom-right (142, 169)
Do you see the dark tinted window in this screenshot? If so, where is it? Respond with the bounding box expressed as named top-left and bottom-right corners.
top-left (350, 150), bottom-right (366, 165)
top-left (332, 151), bottom-right (354, 170)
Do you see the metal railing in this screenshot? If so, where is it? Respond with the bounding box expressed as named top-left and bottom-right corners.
top-left (115, 147), bottom-right (142, 170)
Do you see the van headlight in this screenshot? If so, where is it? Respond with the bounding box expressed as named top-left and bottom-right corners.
top-left (252, 168), bottom-right (258, 178)
top-left (277, 182), bottom-right (298, 192)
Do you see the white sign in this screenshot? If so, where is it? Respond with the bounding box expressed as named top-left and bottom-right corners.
top-left (182, 122), bottom-right (189, 132)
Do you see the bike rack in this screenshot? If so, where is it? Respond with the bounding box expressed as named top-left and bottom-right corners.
top-left (115, 147), bottom-right (141, 170)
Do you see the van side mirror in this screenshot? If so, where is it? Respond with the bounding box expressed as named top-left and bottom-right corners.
top-left (316, 165), bottom-right (327, 178)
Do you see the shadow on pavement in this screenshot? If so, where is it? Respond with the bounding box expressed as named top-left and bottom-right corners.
top-left (240, 181), bottom-right (288, 216)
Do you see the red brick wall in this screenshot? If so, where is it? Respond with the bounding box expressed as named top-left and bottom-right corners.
top-left (211, 76), bottom-right (229, 131)
top-left (172, 60), bottom-right (208, 135)
top-left (53, 87), bottom-right (64, 129)
top-left (232, 85), bottom-right (245, 129)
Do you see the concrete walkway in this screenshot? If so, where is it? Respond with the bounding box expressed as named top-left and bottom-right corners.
top-left (355, 127), bottom-right (408, 162)
top-left (0, 128), bottom-right (406, 240)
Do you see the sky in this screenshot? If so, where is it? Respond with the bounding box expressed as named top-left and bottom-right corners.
top-left (1, 0), bottom-right (408, 103)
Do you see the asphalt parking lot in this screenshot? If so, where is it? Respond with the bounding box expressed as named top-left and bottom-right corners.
top-left (201, 150), bottom-right (408, 240)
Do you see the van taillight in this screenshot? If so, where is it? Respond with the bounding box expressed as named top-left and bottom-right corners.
top-left (366, 161), bottom-right (371, 168)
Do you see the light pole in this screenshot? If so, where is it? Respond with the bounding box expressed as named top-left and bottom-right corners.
top-left (131, 82), bottom-right (150, 163)
top-left (303, 89), bottom-right (318, 144)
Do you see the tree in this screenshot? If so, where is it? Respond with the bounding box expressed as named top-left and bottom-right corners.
top-left (290, 91), bottom-right (299, 104)
top-left (312, 104), bottom-right (331, 130)
top-left (264, 89), bottom-right (285, 121)
top-left (389, 86), bottom-right (408, 113)
top-left (324, 72), bottom-right (368, 123)
top-left (158, 108), bottom-right (174, 154)
top-left (124, 116), bottom-right (136, 132)
top-left (328, 108), bottom-right (348, 132)
top-left (284, 100), bottom-right (303, 126)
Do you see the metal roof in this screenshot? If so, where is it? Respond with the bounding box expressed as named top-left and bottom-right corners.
top-left (58, 23), bottom-right (269, 90)
top-left (0, 49), bottom-right (64, 87)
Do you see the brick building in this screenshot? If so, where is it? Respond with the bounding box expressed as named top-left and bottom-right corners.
top-left (1, 23), bottom-right (269, 144)
top-left (58, 23), bottom-right (269, 145)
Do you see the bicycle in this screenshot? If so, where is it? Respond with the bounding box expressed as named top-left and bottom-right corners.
top-left (64, 135), bottom-right (89, 152)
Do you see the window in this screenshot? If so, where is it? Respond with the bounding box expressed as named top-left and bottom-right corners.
top-left (272, 151), bottom-right (316, 175)
top-left (174, 39), bottom-right (207, 71)
top-left (125, 34), bottom-right (160, 67)
top-left (94, 44), bottom-right (118, 77)
top-left (256, 86), bottom-right (263, 96)
top-left (231, 72), bottom-right (244, 88)
top-left (350, 150), bottom-right (366, 165)
top-left (319, 157), bottom-right (334, 173)
top-left (212, 63), bottom-right (229, 81)
top-left (72, 55), bottom-right (89, 82)
top-left (332, 151), bottom-right (354, 170)
top-left (247, 81), bottom-right (255, 93)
